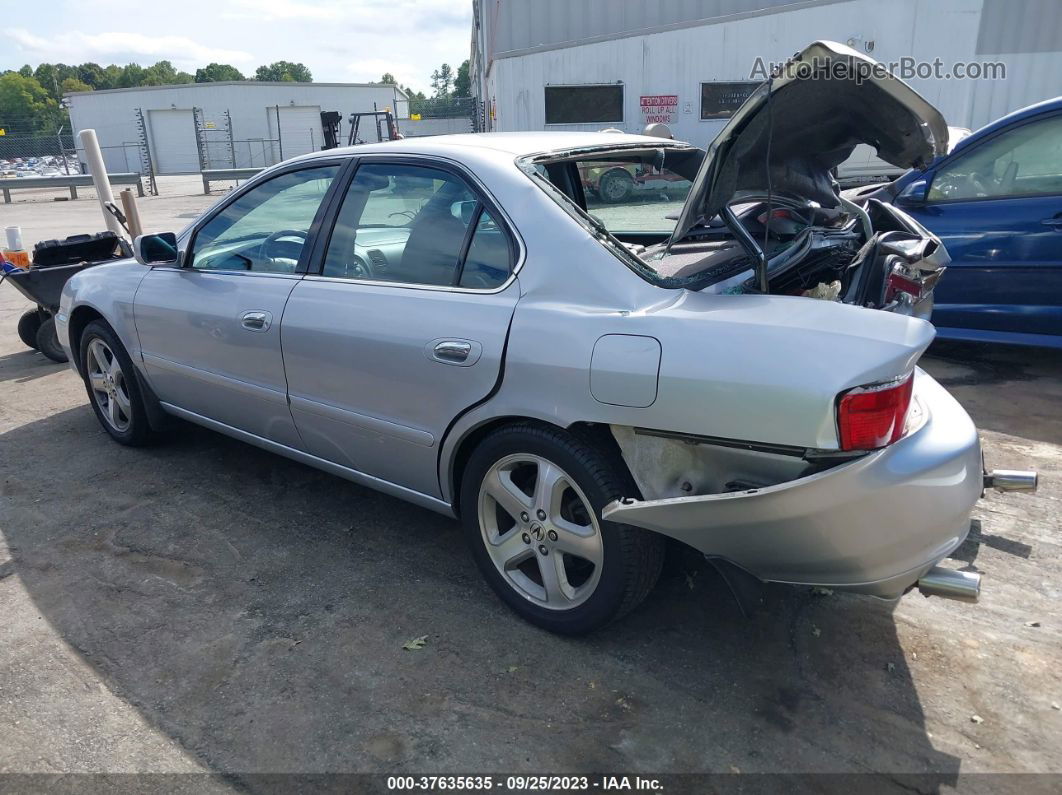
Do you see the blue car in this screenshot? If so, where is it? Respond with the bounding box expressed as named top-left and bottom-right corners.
top-left (858, 97), bottom-right (1062, 349)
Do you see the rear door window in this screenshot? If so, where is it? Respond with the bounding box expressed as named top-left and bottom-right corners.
top-left (322, 162), bottom-right (512, 288)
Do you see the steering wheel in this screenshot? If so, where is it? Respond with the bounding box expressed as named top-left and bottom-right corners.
top-left (258, 229), bottom-right (308, 265)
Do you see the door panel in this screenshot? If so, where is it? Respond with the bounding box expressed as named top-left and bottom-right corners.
top-left (281, 280), bottom-right (519, 496)
top-left (134, 164), bottom-right (342, 445)
top-left (909, 112), bottom-right (1062, 338)
top-left (135, 271), bottom-right (303, 446)
top-left (909, 196), bottom-right (1062, 336)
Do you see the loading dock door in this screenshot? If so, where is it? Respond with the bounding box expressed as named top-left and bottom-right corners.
top-left (148, 109), bottom-right (199, 174)
top-left (269, 105), bottom-right (323, 161)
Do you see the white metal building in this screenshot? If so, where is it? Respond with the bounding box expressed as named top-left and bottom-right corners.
top-left (65, 81), bottom-right (409, 175)
top-left (471, 0), bottom-right (1062, 146)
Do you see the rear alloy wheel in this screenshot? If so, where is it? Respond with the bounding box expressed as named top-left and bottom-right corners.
top-left (597, 169), bottom-right (634, 204)
top-left (462, 424), bottom-right (664, 634)
top-left (479, 453), bottom-right (604, 609)
top-left (79, 320), bottom-right (158, 446)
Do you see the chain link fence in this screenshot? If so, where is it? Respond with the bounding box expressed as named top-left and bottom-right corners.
top-left (0, 134), bottom-right (79, 175)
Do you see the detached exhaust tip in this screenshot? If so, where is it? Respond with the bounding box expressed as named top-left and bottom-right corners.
top-left (984, 469), bottom-right (1038, 493)
top-left (917, 566), bottom-right (981, 603)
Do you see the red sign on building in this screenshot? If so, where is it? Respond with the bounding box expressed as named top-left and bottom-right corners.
top-left (640, 94), bottom-right (678, 124)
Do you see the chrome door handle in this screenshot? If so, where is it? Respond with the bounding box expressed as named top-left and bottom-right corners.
top-left (433, 340), bottom-right (472, 363)
top-left (240, 310), bottom-right (271, 331)
top-left (1041, 216), bottom-right (1062, 229)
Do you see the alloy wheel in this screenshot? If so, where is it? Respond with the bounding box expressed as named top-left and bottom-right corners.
top-left (478, 454), bottom-right (604, 609)
top-left (86, 338), bottom-right (132, 432)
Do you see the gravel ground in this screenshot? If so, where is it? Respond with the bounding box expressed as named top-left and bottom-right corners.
top-left (0, 185), bottom-right (1059, 789)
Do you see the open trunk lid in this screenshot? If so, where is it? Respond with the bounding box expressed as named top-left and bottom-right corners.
top-left (668, 40), bottom-right (949, 247)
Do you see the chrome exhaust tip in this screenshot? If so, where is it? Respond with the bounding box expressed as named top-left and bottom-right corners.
top-left (917, 567), bottom-right (981, 603)
top-left (984, 469), bottom-right (1038, 492)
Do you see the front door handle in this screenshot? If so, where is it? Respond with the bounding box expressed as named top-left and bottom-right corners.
top-left (1041, 215), bottom-right (1062, 229)
top-left (240, 310), bottom-right (271, 332)
top-left (433, 340), bottom-right (472, 363)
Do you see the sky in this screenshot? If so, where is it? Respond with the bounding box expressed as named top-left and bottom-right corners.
top-left (0, 0), bottom-right (473, 94)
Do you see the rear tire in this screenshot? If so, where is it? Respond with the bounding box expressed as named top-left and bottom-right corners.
top-left (461, 423), bottom-right (664, 634)
top-left (17, 309), bottom-right (41, 350)
top-left (35, 316), bottom-right (68, 363)
top-left (79, 320), bottom-right (158, 446)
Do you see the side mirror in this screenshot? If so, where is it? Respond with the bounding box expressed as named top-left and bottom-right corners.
top-left (896, 179), bottom-right (929, 205)
top-left (133, 232), bottom-right (179, 266)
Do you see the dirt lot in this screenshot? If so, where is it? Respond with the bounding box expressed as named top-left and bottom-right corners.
top-left (0, 185), bottom-right (1060, 788)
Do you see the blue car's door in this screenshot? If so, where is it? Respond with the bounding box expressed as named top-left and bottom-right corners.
top-left (901, 111), bottom-right (1062, 343)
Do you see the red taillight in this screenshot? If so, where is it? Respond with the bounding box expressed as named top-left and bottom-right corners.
top-left (837, 373), bottom-right (914, 451)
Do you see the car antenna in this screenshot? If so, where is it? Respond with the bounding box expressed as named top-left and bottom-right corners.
top-left (757, 74), bottom-right (774, 294)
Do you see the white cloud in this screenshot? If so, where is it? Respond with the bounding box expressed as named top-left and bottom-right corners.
top-left (345, 58), bottom-right (420, 89)
top-left (223, 0), bottom-right (342, 21)
top-left (6, 27), bottom-right (254, 70)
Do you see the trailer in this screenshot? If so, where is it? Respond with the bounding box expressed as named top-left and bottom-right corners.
top-left (3, 232), bottom-right (129, 363)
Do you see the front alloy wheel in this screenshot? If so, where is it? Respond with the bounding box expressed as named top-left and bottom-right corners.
top-left (479, 454), bottom-right (604, 609)
top-left (79, 319), bottom-right (158, 446)
top-left (86, 338), bottom-right (132, 433)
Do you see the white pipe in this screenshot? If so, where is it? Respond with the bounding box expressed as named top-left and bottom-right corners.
top-left (77, 128), bottom-right (124, 238)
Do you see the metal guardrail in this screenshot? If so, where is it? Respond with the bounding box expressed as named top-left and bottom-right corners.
top-left (1, 173), bottom-right (144, 203)
top-left (201, 167), bottom-right (264, 194)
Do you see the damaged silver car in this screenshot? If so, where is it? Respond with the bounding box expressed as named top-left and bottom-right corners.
top-left (59, 41), bottom-right (1035, 634)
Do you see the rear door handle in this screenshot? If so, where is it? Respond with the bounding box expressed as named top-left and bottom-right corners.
top-left (426, 338), bottom-right (482, 366)
top-left (240, 310), bottom-right (271, 331)
top-left (433, 340), bottom-right (472, 362)
top-left (1041, 216), bottom-right (1062, 229)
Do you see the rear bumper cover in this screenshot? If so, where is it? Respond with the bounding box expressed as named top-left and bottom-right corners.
top-left (603, 372), bottom-right (982, 598)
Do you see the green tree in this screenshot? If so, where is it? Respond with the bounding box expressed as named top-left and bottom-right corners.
top-left (140, 60), bottom-right (192, 86)
top-left (379, 72), bottom-right (396, 84)
top-left (33, 63), bottom-right (61, 98)
top-left (77, 62), bottom-right (105, 88)
top-left (453, 59), bottom-right (470, 98)
top-left (0, 71), bottom-right (62, 133)
top-left (195, 63), bottom-right (245, 82)
top-left (100, 64), bottom-right (124, 90)
top-left (18, 65), bottom-right (33, 78)
top-left (119, 63), bottom-right (145, 88)
top-left (430, 63), bottom-right (453, 97)
top-left (255, 61), bottom-right (312, 82)
top-left (60, 77), bottom-right (93, 94)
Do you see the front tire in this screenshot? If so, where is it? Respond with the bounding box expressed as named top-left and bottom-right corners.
top-left (461, 424), bottom-right (664, 634)
top-left (79, 320), bottom-right (158, 446)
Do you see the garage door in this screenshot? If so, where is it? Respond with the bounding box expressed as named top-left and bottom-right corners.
top-left (149, 109), bottom-right (199, 174)
top-left (269, 106), bottom-right (323, 160)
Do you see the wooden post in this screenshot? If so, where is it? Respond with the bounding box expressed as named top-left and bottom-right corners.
top-left (119, 189), bottom-right (144, 239)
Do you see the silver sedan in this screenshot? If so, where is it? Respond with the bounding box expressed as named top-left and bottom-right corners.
top-left (59, 43), bottom-right (1036, 634)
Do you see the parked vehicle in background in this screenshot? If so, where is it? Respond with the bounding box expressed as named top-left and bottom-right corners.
top-left (57, 42), bottom-right (1035, 634)
top-left (838, 127), bottom-right (972, 187)
top-left (852, 97), bottom-right (1062, 349)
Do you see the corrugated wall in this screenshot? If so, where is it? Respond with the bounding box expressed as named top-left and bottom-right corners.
top-left (483, 0), bottom-right (1062, 139)
top-left (489, 0), bottom-right (838, 57)
top-left (67, 83), bottom-right (406, 174)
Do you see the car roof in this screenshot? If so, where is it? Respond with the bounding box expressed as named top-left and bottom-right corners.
top-left (300, 131), bottom-right (693, 161)
top-left (952, 95), bottom-right (1062, 155)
